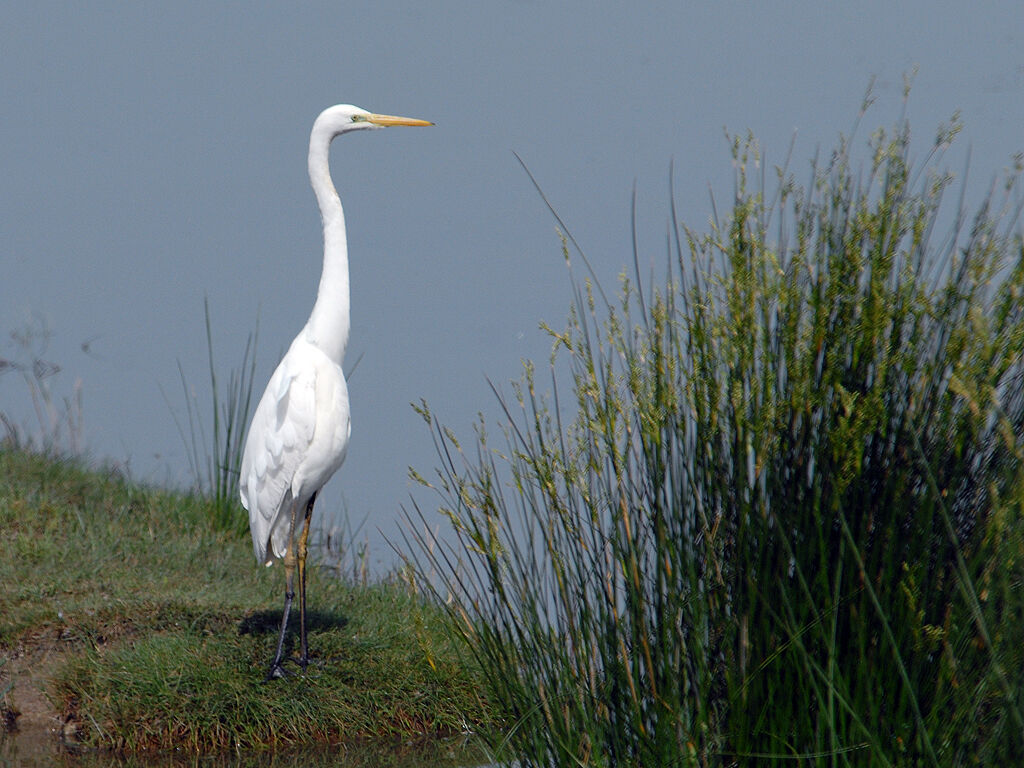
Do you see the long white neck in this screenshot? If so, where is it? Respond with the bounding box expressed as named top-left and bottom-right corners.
top-left (302, 123), bottom-right (350, 364)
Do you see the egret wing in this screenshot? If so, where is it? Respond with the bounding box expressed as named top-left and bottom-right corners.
top-left (239, 352), bottom-right (317, 564)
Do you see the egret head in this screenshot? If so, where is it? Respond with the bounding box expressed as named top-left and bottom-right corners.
top-left (314, 104), bottom-right (432, 139)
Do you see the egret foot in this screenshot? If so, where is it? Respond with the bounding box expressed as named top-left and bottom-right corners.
top-left (297, 653), bottom-right (324, 673)
top-left (265, 648), bottom-right (325, 681)
top-left (265, 656), bottom-right (302, 681)
top-left (266, 663), bottom-right (290, 681)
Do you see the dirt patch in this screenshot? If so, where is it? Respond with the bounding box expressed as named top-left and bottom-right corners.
top-left (2, 608), bottom-right (177, 738)
top-left (2, 635), bottom-right (74, 742)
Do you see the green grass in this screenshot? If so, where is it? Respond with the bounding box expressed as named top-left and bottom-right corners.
top-left (406, 96), bottom-right (1024, 766)
top-left (0, 448), bottom-right (490, 752)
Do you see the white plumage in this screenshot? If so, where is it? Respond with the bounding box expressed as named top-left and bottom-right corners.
top-left (240, 336), bottom-right (350, 565)
top-left (237, 104), bottom-right (431, 678)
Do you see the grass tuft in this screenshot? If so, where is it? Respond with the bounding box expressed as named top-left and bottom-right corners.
top-left (167, 297), bottom-right (259, 532)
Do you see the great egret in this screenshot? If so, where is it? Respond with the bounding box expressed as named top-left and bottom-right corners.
top-left (239, 104), bottom-right (431, 679)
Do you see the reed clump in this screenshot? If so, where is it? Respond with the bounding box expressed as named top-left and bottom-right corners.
top-left (406, 104), bottom-right (1024, 765)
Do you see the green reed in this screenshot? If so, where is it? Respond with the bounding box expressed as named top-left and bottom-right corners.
top-left (405, 102), bottom-right (1024, 766)
top-left (170, 297), bottom-right (258, 532)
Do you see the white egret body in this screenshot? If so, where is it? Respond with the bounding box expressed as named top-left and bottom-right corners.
top-left (239, 104), bottom-right (431, 678)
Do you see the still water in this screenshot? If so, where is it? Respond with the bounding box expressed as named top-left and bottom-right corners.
top-left (0, 726), bottom-right (498, 768)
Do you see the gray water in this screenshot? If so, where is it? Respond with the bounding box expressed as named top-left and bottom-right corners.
top-left (0, 725), bottom-right (497, 768)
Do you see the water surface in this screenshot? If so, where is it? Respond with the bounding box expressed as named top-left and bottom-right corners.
top-left (1, 725), bottom-right (492, 768)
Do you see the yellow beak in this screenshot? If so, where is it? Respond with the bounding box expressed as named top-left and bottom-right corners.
top-left (366, 113), bottom-right (433, 127)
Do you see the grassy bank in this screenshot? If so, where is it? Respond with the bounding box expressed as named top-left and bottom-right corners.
top-left (0, 448), bottom-right (490, 753)
top-left (407, 101), bottom-right (1024, 765)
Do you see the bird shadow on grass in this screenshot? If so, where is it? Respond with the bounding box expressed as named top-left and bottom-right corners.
top-left (237, 609), bottom-right (349, 637)
top-left (237, 610), bottom-right (352, 677)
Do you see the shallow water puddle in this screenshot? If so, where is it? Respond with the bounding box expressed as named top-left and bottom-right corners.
top-left (1, 725), bottom-right (493, 768)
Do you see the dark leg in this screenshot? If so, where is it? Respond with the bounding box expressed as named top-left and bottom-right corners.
top-left (267, 499), bottom-right (300, 680)
top-left (297, 492), bottom-right (317, 668)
